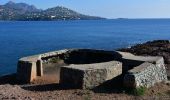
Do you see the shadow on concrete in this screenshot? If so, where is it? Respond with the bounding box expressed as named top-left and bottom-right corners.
top-left (63, 50), bottom-right (120, 64)
top-left (92, 75), bottom-right (126, 94)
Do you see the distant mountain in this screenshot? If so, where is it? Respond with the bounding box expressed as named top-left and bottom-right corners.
top-left (0, 1), bottom-right (104, 21)
top-left (4, 1), bottom-right (41, 13)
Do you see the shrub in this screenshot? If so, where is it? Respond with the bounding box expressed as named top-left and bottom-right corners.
top-left (133, 86), bottom-right (147, 96)
top-left (126, 86), bottom-right (147, 96)
top-left (49, 57), bottom-right (61, 63)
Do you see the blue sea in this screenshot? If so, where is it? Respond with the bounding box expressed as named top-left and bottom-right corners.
top-left (0, 19), bottom-right (170, 75)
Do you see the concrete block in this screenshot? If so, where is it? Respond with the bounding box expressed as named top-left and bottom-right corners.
top-left (17, 61), bottom-right (37, 82)
top-left (60, 61), bottom-right (122, 89)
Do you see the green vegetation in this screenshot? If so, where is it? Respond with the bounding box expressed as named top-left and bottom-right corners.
top-left (83, 95), bottom-right (91, 100)
top-left (126, 86), bottom-right (147, 96)
top-left (49, 57), bottom-right (61, 63)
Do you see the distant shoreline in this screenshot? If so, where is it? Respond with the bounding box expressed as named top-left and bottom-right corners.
top-left (0, 1), bottom-right (105, 21)
top-left (0, 19), bottom-right (106, 22)
top-left (2, 18), bottom-right (170, 21)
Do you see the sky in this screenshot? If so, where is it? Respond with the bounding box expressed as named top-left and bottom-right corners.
top-left (1, 0), bottom-right (170, 18)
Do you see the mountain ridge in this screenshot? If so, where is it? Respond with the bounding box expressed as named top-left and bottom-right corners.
top-left (0, 1), bottom-right (105, 21)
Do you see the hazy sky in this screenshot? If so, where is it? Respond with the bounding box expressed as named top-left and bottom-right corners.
top-left (1, 0), bottom-right (170, 18)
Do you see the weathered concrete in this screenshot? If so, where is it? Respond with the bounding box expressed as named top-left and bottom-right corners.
top-left (17, 61), bottom-right (37, 82)
top-left (17, 55), bottom-right (40, 82)
top-left (17, 49), bottom-right (168, 89)
top-left (117, 51), bottom-right (165, 73)
top-left (121, 52), bottom-right (168, 88)
top-left (118, 51), bottom-right (164, 64)
top-left (60, 61), bottom-right (122, 89)
top-left (16, 49), bottom-right (117, 83)
top-left (17, 49), bottom-right (69, 82)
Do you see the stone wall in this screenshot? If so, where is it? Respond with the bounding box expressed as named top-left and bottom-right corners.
top-left (124, 60), bottom-right (167, 88)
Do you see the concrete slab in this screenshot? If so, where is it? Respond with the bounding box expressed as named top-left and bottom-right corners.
top-left (60, 61), bottom-right (122, 89)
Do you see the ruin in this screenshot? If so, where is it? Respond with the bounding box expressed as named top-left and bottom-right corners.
top-left (17, 49), bottom-right (168, 89)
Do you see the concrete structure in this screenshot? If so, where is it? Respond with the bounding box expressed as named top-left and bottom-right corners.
top-left (17, 49), bottom-right (168, 89)
top-left (60, 61), bottom-right (122, 89)
top-left (17, 49), bottom-right (69, 82)
top-left (120, 52), bottom-right (167, 88)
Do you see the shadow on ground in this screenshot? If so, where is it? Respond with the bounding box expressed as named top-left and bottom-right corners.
top-left (22, 83), bottom-right (80, 91)
top-left (0, 73), bottom-right (20, 85)
top-left (0, 71), bottom-right (126, 93)
top-left (21, 75), bottom-right (128, 94)
top-left (92, 75), bottom-right (127, 94)
top-left (0, 73), bottom-right (129, 94)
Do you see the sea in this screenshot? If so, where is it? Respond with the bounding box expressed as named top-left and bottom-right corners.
top-left (0, 19), bottom-right (170, 75)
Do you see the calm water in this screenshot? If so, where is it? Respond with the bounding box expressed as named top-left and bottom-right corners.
top-left (0, 19), bottom-right (170, 75)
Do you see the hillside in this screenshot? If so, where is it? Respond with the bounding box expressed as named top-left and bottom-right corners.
top-left (0, 1), bottom-right (104, 21)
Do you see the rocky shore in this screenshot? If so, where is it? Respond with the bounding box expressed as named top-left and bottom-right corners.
top-left (0, 40), bottom-right (170, 100)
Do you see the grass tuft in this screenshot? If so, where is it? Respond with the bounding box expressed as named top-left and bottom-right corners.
top-left (125, 86), bottom-right (147, 96)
